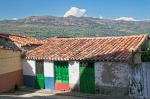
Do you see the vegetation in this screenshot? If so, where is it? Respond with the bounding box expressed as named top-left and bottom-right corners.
top-left (0, 16), bottom-right (150, 39)
top-left (142, 49), bottom-right (150, 62)
top-left (141, 40), bottom-right (150, 62)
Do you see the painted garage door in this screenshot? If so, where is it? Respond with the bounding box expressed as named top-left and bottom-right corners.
top-left (54, 61), bottom-right (69, 91)
top-left (35, 60), bottom-right (45, 89)
top-left (80, 62), bottom-right (95, 94)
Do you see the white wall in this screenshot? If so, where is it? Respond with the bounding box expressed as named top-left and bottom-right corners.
top-left (69, 61), bottom-right (80, 84)
top-left (23, 59), bottom-right (36, 76)
top-left (44, 60), bottom-right (54, 77)
top-left (95, 62), bottom-right (131, 87)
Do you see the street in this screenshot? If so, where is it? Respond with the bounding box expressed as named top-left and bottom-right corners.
top-left (0, 89), bottom-right (129, 99)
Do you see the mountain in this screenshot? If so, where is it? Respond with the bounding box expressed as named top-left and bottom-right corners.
top-left (0, 16), bottom-right (150, 39)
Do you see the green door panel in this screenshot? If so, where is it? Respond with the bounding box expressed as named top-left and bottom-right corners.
top-left (54, 61), bottom-right (69, 84)
top-left (35, 60), bottom-right (44, 89)
top-left (35, 74), bottom-right (45, 89)
top-left (80, 62), bottom-right (95, 94)
top-left (65, 65), bottom-right (69, 83)
top-left (55, 64), bottom-right (62, 83)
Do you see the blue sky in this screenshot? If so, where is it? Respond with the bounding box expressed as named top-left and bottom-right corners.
top-left (0, 0), bottom-right (150, 20)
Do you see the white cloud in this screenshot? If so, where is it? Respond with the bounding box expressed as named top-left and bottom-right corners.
top-left (99, 15), bottom-right (103, 19)
top-left (84, 14), bottom-right (87, 17)
top-left (13, 18), bottom-right (18, 20)
top-left (115, 17), bottom-right (137, 21)
top-left (63, 7), bottom-right (86, 17)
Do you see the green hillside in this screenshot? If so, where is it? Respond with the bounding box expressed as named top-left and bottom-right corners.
top-left (0, 16), bottom-right (150, 39)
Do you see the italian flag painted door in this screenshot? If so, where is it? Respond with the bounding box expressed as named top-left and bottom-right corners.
top-left (54, 61), bottom-right (69, 91)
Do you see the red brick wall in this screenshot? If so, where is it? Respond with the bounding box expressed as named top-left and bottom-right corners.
top-left (0, 70), bottom-right (23, 92)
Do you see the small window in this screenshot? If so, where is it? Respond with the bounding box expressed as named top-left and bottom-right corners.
top-left (36, 60), bottom-right (44, 74)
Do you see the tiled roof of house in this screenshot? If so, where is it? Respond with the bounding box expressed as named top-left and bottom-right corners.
top-left (40, 37), bottom-right (77, 44)
top-left (0, 33), bottom-right (42, 46)
top-left (25, 34), bottom-right (148, 62)
top-left (40, 38), bottom-right (49, 44)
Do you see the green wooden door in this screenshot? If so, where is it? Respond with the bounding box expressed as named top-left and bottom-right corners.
top-left (54, 61), bottom-right (69, 84)
top-left (80, 62), bottom-right (95, 94)
top-left (35, 74), bottom-right (45, 89)
top-left (35, 60), bottom-right (45, 89)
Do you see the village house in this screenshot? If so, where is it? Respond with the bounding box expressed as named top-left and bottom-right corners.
top-left (0, 33), bottom-right (42, 51)
top-left (23, 34), bottom-right (149, 96)
top-left (0, 33), bottom-right (42, 92)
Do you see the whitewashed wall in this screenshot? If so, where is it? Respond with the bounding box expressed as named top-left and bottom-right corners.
top-left (44, 60), bottom-right (54, 77)
top-left (94, 62), bottom-right (132, 87)
top-left (23, 59), bottom-right (36, 76)
top-left (69, 61), bottom-right (80, 84)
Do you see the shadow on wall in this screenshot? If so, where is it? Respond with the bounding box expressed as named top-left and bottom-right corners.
top-left (23, 61), bottom-right (36, 88)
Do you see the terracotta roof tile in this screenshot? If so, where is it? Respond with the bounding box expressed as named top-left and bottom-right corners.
top-left (0, 33), bottom-right (42, 46)
top-left (25, 34), bottom-right (148, 62)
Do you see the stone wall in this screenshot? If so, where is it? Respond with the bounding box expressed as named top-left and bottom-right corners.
top-left (94, 62), bottom-right (132, 95)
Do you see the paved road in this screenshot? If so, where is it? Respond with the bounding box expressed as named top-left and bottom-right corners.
top-left (0, 91), bottom-right (90, 99)
top-left (0, 91), bottom-right (105, 99)
top-left (0, 88), bottom-right (130, 99)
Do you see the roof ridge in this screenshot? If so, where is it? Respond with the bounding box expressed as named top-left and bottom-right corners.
top-left (46, 34), bottom-right (148, 40)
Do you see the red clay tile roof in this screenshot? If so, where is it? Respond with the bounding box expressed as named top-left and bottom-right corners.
top-left (40, 38), bottom-right (50, 44)
top-left (25, 34), bottom-right (148, 62)
top-left (0, 33), bottom-right (42, 46)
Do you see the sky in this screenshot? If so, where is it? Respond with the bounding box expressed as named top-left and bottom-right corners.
top-left (0, 0), bottom-right (150, 21)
